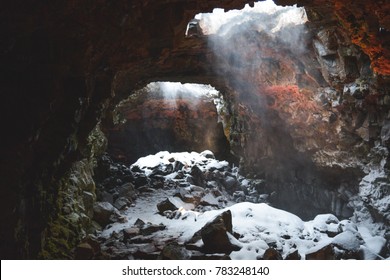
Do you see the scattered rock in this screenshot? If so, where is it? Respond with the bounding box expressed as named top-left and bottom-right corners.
top-left (140, 223), bottom-right (166, 236)
top-left (223, 176), bottom-right (237, 190)
top-left (93, 202), bottom-right (119, 227)
top-left (116, 182), bottom-right (136, 199)
top-left (113, 197), bottom-right (131, 210)
top-left (75, 243), bottom-right (95, 260)
top-left (159, 242), bottom-right (191, 260)
top-left (190, 165), bottom-right (205, 188)
top-left (200, 210), bottom-right (238, 253)
top-left (129, 235), bottom-right (153, 244)
top-left (306, 244), bottom-right (335, 260)
top-left (123, 227), bottom-right (141, 242)
top-left (200, 193), bottom-right (219, 207)
top-left (137, 186), bottom-right (155, 193)
top-left (100, 191), bottom-right (114, 204)
top-left (134, 174), bottom-right (148, 187)
top-left (174, 161), bottom-right (185, 172)
top-left (134, 218), bottom-right (145, 227)
top-left (284, 250), bottom-right (301, 260)
top-left (133, 244), bottom-right (159, 259)
top-left (157, 198), bottom-right (179, 213)
top-left (262, 248), bottom-right (283, 260)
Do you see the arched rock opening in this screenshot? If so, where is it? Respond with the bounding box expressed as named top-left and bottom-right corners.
top-left (106, 82), bottom-right (237, 164)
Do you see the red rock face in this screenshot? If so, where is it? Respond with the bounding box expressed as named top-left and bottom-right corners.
top-left (275, 0), bottom-right (390, 75)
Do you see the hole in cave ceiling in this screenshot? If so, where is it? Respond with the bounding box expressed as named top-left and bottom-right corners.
top-left (193, 0), bottom-right (307, 36)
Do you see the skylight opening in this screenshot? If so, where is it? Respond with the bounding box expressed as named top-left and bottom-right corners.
top-left (194, 0), bottom-right (307, 36)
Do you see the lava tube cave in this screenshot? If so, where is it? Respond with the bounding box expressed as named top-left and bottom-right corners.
top-left (1, 0), bottom-right (389, 260)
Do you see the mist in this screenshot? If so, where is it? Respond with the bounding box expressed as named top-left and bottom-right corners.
top-left (196, 0), bottom-right (309, 81)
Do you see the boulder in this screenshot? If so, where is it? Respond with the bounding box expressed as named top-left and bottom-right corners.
top-left (190, 165), bottom-right (205, 187)
top-left (75, 243), bottom-right (95, 260)
top-left (123, 227), bottom-right (141, 242)
top-left (157, 198), bottom-right (179, 213)
top-left (93, 202), bottom-right (119, 227)
top-left (223, 176), bottom-right (237, 190)
top-left (262, 248), bottom-right (283, 260)
top-left (174, 161), bottom-right (185, 172)
top-left (332, 231), bottom-right (363, 259)
top-left (200, 210), bottom-right (238, 253)
top-left (140, 223), bottom-right (166, 236)
top-left (116, 182), bottom-right (136, 199)
top-left (134, 174), bottom-right (148, 187)
top-left (306, 244), bottom-right (336, 260)
top-left (159, 242), bottom-right (191, 260)
top-left (284, 250), bottom-right (301, 260)
top-left (113, 197), bottom-right (131, 210)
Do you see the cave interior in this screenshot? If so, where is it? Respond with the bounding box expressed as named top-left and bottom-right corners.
top-left (1, 0), bottom-right (390, 260)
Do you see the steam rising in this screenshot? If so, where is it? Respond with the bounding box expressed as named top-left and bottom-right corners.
top-left (197, 0), bottom-right (308, 61)
top-left (192, 0), bottom-right (310, 106)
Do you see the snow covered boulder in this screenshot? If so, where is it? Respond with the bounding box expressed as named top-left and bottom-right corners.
top-left (332, 230), bottom-right (363, 259)
top-left (200, 150), bottom-right (215, 159)
top-left (305, 244), bottom-right (336, 260)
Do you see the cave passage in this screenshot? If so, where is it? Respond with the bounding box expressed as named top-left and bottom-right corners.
top-left (107, 81), bottom-right (236, 165)
top-left (92, 0), bottom-right (389, 260)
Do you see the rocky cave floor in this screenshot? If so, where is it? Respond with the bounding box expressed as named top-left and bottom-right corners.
top-left (76, 151), bottom-right (389, 260)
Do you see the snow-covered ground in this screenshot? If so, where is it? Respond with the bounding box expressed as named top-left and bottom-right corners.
top-left (100, 151), bottom-right (387, 260)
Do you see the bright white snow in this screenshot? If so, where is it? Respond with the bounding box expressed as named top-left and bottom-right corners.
top-left (101, 151), bottom-right (387, 260)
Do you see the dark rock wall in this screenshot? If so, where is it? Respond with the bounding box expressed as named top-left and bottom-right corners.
top-left (0, 0), bottom-right (389, 258)
top-left (0, 0), bottom-right (254, 259)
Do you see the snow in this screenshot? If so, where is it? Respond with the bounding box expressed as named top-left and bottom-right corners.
top-left (131, 150), bottom-right (227, 176)
top-left (105, 151), bottom-right (388, 260)
top-left (103, 191), bottom-right (378, 260)
top-left (332, 231), bottom-right (362, 251)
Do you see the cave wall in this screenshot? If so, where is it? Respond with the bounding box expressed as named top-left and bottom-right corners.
top-left (201, 1), bottom-right (390, 219)
top-left (0, 0), bottom-right (389, 258)
top-left (0, 0), bottom-right (254, 259)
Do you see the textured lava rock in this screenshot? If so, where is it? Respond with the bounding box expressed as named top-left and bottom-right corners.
top-left (262, 248), bottom-right (283, 260)
top-left (306, 244), bottom-right (336, 260)
top-left (93, 202), bottom-right (120, 227)
top-left (200, 210), bottom-right (238, 253)
top-left (157, 198), bottom-right (179, 213)
top-left (159, 242), bottom-right (191, 260)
